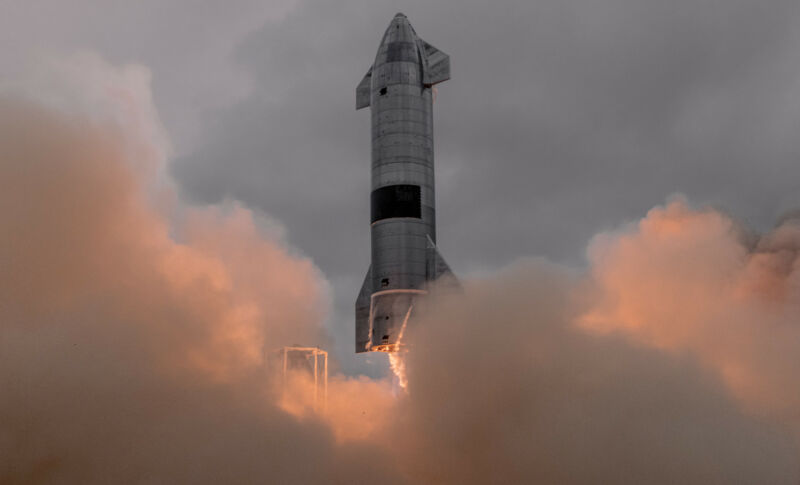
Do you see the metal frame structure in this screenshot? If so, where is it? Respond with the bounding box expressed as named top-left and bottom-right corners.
top-left (273, 346), bottom-right (328, 411)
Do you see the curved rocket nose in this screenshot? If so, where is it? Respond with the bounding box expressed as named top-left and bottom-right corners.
top-left (381, 12), bottom-right (417, 46)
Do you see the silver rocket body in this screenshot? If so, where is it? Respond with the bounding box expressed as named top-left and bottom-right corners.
top-left (355, 13), bottom-right (455, 353)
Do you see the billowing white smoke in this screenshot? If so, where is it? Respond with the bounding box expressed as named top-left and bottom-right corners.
top-left (581, 197), bottom-right (800, 422)
top-left (2, 54), bottom-right (799, 484)
top-left (392, 258), bottom-right (798, 484)
top-left (0, 54), bottom-right (400, 484)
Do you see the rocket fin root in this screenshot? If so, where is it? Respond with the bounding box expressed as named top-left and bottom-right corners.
top-left (356, 66), bottom-right (372, 110)
top-left (419, 39), bottom-right (450, 86)
top-left (355, 265), bottom-right (372, 352)
top-left (426, 235), bottom-right (460, 288)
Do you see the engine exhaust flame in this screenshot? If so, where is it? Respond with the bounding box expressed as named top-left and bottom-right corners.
top-left (389, 351), bottom-right (408, 391)
top-left (387, 303), bottom-right (413, 391)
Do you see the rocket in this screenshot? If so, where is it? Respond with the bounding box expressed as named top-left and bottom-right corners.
top-left (355, 13), bottom-right (456, 353)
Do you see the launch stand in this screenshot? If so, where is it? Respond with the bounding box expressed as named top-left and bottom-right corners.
top-left (269, 346), bottom-right (328, 412)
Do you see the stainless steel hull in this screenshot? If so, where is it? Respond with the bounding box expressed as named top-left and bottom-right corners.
top-left (355, 13), bottom-right (455, 353)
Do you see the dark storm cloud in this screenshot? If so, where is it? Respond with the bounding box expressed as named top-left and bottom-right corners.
top-left (172, 0), bottom-right (800, 371)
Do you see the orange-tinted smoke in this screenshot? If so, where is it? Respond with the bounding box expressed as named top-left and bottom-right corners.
top-left (0, 96), bottom-right (407, 484)
top-left (581, 198), bottom-right (800, 419)
top-left (388, 261), bottom-right (798, 484)
top-left (3, 54), bottom-right (799, 484)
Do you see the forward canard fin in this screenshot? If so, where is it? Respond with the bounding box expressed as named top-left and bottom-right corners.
top-left (356, 66), bottom-right (373, 110)
top-left (419, 39), bottom-right (450, 86)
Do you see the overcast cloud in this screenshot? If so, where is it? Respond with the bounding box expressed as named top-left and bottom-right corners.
top-left (4, 0), bottom-right (799, 374)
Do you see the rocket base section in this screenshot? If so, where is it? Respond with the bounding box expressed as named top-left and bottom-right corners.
top-left (366, 289), bottom-right (425, 352)
top-left (356, 243), bottom-right (458, 354)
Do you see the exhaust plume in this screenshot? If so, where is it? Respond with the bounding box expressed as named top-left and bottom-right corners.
top-left (0, 57), bottom-right (401, 484)
top-left (582, 197), bottom-right (800, 421)
top-left (2, 54), bottom-right (799, 484)
top-left (392, 262), bottom-right (798, 483)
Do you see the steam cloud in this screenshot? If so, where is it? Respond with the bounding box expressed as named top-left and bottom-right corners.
top-left (2, 55), bottom-right (799, 483)
top-left (582, 198), bottom-right (800, 423)
top-left (396, 260), bottom-right (798, 483)
top-left (0, 56), bottom-right (398, 484)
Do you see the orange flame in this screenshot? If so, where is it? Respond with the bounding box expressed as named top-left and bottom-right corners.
top-left (389, 351), bottom-right (408, 391)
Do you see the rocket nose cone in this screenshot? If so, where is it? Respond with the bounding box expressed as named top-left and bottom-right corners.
top-left (379, 12), bottom-right (418, 48)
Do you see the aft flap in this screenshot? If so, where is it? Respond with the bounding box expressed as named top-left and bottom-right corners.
top-left (426, 236), bottom-right (459, 286)
top-left (356, 66), bottom-right (373, 110)
top-left (355, 265), bottom-right (372, 352)
top-left (419, 39), bottom-right (450, 86)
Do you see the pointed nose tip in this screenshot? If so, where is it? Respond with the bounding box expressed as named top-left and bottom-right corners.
top-left (380, 12), bottom-right (415, 46)
top-left (394, 12), bottom-right (406, 18)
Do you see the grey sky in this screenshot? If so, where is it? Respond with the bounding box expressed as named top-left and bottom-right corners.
top-left (5, 0), bottom-right (800, 374)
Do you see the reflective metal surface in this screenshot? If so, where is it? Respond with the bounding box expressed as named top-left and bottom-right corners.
top-left (355, 13), bottom-right (455, 353)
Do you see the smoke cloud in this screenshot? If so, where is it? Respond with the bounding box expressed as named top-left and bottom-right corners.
top-left (0, 57), bottom-right (400, 484)
top-left (2, 55), bottom-right (799, 484)
top-left (393, 261), bottom-right (798, 483)
top-left (582, 197), bottom-right (800, 421)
